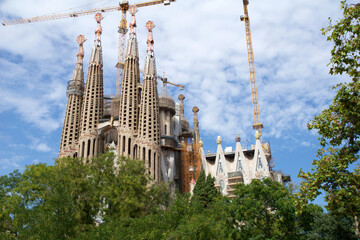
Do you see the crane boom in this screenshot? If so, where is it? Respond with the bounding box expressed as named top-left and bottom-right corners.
top-left (167, 81), bottom-right (184, 90)
top-left (158, 72), bottom-right (184, 96)
top-left (1, 0), bottom-right (175, 26)
top-left (139, 70), bottom-right (184, 96)
top-left (240, 0), bottom-right (263, 142)
top-left (2, 0), bottom-right (176, 98)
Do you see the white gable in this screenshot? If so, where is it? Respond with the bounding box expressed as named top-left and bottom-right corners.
top-left (252, 137), bottom-right (271, 179)
top-left (234, 140), bottom-right (250, 184)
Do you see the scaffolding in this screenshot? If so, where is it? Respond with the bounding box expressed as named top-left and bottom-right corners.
top-left (180, 140), bottom-right (202, 193)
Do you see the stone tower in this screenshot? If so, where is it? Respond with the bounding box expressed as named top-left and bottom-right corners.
top-left (192, 106), bottom-right (200, 143)
top-left (118, 6), bottom-right (141, 159)
top-left (78, 13), bottom-right (104, 159)
top-left (137, 21), bottom-right (161, 182)
top-left (178, 94), bottom-right (190, 137)
top-left (59, 35), bottom-right (86, 158)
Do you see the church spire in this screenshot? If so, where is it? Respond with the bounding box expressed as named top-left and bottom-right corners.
top-left (90, 13), bottom-right (103, 64)
top-left (78, 14), bottom-right (104, 159)
top-left (59, 35), bottom-right (86, 158)
top-left (137, 21), bottom-right (161, 182)
top-left (68, 35), bottom-right (86, 96)
top-left (118, 6), bottom-right (141, 159)
top-left (144, 20), bottom-right (156, 76)
top-left (125, 6), bottom-right (139, 58)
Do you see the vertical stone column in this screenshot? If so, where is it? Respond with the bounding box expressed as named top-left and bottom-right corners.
top-left (118, 6), bottom-right (140, 159)
top-left (59, 35), bottom-right (86, 159)
top-left (178, 94), bottom-right (185, 118)
top-left (78, 13), bottom-right (104, 159)
top-left (137, 21), bottom-right (161, 182)
top-left (192, 106), bottom-right (200, 143)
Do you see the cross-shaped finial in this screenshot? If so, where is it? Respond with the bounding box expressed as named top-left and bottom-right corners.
top-left (146, 20), bottom-right (155, 32)
top-left (77, 35), bottom-right (86, 45)
top-left (129, 5), bottom-right (138, 16)
top-left (95, 13), bottom-right (103, 23)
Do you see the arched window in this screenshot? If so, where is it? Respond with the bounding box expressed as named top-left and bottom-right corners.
top-left (93, 138), bottom-right (96, 156)
top-left (142, 147), bottom-right (146, 163)
top-left (153, 152), bottom-right (156, 177)
top-left (81, 141), bottom-right (85, 158)
top-left (220, 180), bottom-right (225, 194)
top-left (256, 150), bottom-right (263, 171)
top-left (237, 152), bottom-right (243, 171)
top-left (87, 139), bottom-right (91, 157)
top-left (128, 138), bottom-right (131, 155)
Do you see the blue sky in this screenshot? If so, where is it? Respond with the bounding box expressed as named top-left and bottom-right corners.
top-left (0, 0), bottom-right (355, 204)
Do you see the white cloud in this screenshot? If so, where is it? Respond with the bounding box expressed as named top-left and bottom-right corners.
top-left (300, 141), bottom-right (311, 147)
top-left (0, 0), bottom-right (356, 150)
top-left (28, 138), bottom-right (52, 152)
top-left (0, 156), bottom-right (24, 170)
top-left (0, 89), bottom-right (61, 132)
top-left (32, 143), bottom-right (52, 152)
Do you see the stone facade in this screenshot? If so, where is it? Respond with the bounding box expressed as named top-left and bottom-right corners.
top-left (58, 35), bottom-right (85, 159)
top-left (202, 132), bottom-right (289, 197)
top-left (59, 13), bottom-right (288, 193)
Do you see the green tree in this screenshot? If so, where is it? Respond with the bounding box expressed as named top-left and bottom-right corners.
top-left (0, 152), bottom-right (167, 239)
top-left (307, 210), bottom-right (357, 240)
top-left (297, 1), bottom-right (360, 237)
top-left (230, 178), bottom-right (318, 240)
top-left (191, 171), bottom-right (220, 208)
top-left (0, 170), bottom-right (23, 239)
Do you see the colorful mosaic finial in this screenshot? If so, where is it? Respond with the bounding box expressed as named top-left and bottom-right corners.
top-left (129, 6), bottom-right (138, 34)
top-left (255, 131), bottom-right (260, 140)
top-left (94, 13), bottom-right (103, 43)
top-left (76, 35), bottom-right (86, 64)
top-left (146, 21), bottom-right (155, 52)
top-left (217, 136), bottom-right (222, 145)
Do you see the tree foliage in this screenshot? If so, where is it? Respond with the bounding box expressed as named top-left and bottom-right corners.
top-left (306, 210), bottom-right (357, 240)
top-left (191, 171), bottom-right (220, 208)
top-left (297, 1), bottom-right (360, 237)
top-left (0, 152), bottom-right (167, 239)
top-left (1, 153), bottom-right (356, 239)
top-left (230, 178), bottom-right (318, 240)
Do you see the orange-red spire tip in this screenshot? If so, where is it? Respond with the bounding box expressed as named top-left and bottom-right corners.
top-left (146, 21), bottom-right (155, 52)
top-left (94, 13), bottom-right (103, 43)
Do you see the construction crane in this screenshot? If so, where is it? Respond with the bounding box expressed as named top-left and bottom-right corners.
top-left (240, 0), bottom-right (263, 142)
top-left (1, 0), bottom-right (176, 96)
top-left (139, 70), bottom-right (184, 95)
top-left (158, 72), bottom-right (184, 96)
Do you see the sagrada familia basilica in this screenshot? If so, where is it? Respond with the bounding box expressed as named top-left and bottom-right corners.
top-left (58, 10), bottom-right (289, 196)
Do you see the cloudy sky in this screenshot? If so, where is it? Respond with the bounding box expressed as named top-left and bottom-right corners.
top-left (0, 0), bottom-right (354, 197)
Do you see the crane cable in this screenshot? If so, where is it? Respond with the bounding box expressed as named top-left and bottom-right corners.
top-left (51, 0), bottom-right (113, 15)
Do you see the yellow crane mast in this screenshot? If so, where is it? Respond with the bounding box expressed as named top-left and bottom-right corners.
top-left (240, 0), bottom-right (263, 142)
top-left (2, 0), bottom-right (176, 96)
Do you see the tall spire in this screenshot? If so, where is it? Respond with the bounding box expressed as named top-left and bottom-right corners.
top-left (59, 35), bottom-right (86, 158)
top-left (137, 21), bottom-right (161, 182)
top-left (90, 13), bottom-right (103, 64)
top-left (126, 6), bottom-right (139, 57)
top-left (144, 20), bottom-right (156, 76)
top-left (78, 14), bottom-right (104, 159)
top-left (117, 6), bottom-right (141, 159)
top-left (68, 35), bottom-right (86, 96)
